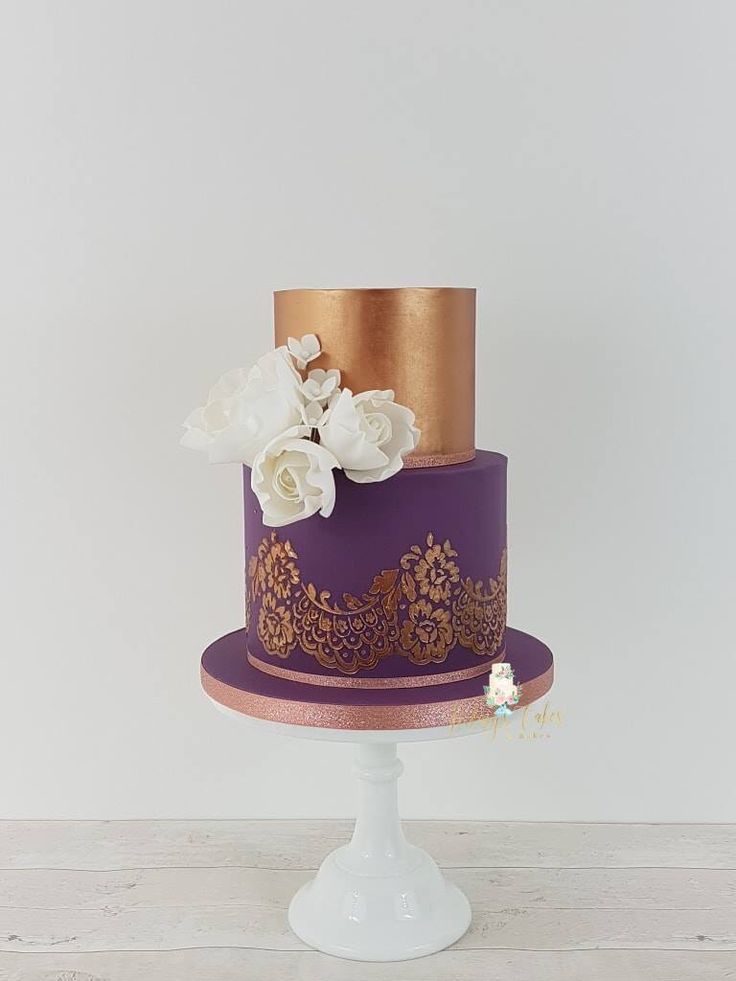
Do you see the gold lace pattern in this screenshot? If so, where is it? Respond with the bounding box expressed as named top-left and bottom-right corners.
top-left (248, 531), bottom-right (507, 674)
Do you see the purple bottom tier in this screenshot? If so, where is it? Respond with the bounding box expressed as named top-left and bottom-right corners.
top-left (244, 451), bottom-right (508, 684)
top-left (201, 626), bottom-right (553, 730)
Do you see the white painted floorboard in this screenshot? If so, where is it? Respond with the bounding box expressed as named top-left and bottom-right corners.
top-left (0, 821), bottom-right (734, 980)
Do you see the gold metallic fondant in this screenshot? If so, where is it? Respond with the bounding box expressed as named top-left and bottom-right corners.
top-left (274, 288), bottom-right (475, 467)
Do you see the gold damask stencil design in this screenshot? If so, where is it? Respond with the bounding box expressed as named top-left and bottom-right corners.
top-left (400, 532), bottom-right (460, 604)
top-left (248, 530), bottom-right (507, 674)
top-left (400, 599), bottom-right (454, 665)
top-left (257, 592), bottom-right (296, 659)
top-left (452, 549), bottom-right (508, 656)
top-left (290, 571), bottom-right (401, 674)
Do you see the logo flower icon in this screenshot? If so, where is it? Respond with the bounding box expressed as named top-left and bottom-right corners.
top-left (484, 662), bottom-right (521, 717)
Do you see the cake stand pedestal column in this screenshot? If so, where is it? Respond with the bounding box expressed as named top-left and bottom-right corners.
top-left (287, 740), bottom-right (470, 961)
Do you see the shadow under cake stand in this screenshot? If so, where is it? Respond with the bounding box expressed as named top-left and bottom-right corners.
top-left (201, 627), bottom-right (553, 962)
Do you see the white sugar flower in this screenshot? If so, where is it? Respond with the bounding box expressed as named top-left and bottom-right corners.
top-left (251, 426), bottom-right (340, 527)
top-left (181, 347), bottom-right (304, 466)
top-left (287, 333), bottom-right (321, 370)
top-left (301, 400), bottom-right (325, 427)
top-left (301, 368), bottom-right (341, 404)
top-left (318, 388), bottom-right (420, 483)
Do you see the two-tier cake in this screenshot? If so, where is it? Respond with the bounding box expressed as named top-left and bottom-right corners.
top-left (189, 288), bottom-right (553, 729)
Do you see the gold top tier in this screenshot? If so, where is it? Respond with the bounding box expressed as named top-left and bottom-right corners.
top-left (274, 287), bottom-right (476, 467)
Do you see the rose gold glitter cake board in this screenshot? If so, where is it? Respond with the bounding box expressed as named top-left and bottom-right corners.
top-left (201, 627), bottom-right (553, 731)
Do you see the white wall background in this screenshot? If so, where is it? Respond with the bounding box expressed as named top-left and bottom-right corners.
top-left (2, 0), bottom-right (734, 821)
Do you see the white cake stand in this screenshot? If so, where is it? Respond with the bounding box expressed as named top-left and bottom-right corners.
top-left (208, 699), bottom-right (491, 962)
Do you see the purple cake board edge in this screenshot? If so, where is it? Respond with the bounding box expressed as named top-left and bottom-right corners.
top-left (201, 626), bottom-right (554, 729)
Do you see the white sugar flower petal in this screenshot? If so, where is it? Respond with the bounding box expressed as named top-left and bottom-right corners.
top-left (287, 333), bottom-right (321, 370)
top-left (302, 367), bottom-right (341, 404)
top-left (251, 426), bottom-right (340, 527)
top-left (301, 400), bottom-right (325, 427)
top-left (318, 388), bottom-right (420, 483)
top-left (181, 347), bottom-right (307, 465)
top-left (208, 367), bottom-right (250, 401)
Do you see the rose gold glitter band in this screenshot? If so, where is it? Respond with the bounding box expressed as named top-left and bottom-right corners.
top-left (201, 663), bottom-right (554, 730)
top-left (247, 648), bottom-right (505, 689)
top-left (403, 449), bottom-right (476, 469)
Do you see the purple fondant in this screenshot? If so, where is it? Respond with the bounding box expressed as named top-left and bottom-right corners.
top-left (243, 451), bottom-right (507, 678)
top-left (202, 625), bottom-right (552, 708)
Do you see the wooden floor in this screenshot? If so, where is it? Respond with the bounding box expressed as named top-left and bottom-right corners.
top-left (0, 821), bottom-right (734, 980)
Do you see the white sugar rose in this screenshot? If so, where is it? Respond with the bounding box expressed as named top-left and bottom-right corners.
top-left (181, 347), bottom-right (304, 466)
top-left (318, 388), bottom-right (420, 483)
top-left (251, 426), bottom-right (340, 527)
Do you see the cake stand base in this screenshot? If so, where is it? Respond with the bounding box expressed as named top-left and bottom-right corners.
top-left (287, 741), bottom-right (470, 961)
top-left (202, 627), bottom-right (554, 960)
